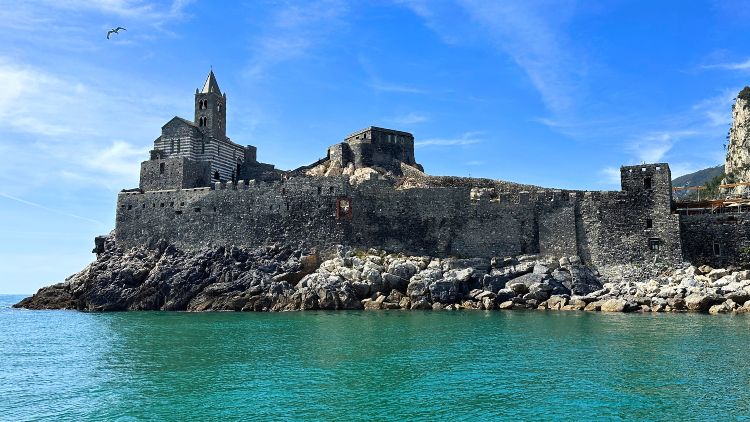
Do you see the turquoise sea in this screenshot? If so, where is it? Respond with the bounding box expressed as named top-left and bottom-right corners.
top-left (2, 294), bottom-right (750, 421)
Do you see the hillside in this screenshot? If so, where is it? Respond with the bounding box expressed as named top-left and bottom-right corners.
top-left (672, 165), bottom-right (724, 199)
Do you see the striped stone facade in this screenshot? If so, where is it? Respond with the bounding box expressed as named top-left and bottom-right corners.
top-left (149, 71), bottom-right (255, 182)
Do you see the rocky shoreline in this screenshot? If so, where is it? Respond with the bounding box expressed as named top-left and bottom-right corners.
top-left (15, 236), bottom-right (750, 314)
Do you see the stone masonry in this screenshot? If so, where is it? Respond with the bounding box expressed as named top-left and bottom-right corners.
top-left (117, 72), bottom-right (750, 274)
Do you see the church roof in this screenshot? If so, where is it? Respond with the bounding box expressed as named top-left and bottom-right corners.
top-left (162, 116), bottom-right (198, 128)
top-left (201, 70), bottom-right (221, 94)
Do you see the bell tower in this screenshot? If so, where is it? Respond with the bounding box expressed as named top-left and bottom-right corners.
top-left (194, 70), bottom-right (227, 140)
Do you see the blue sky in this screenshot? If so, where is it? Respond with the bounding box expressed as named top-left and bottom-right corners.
top-left (2, 0), bottom-right (750, 293)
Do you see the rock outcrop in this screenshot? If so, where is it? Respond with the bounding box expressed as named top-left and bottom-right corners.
top-left (725, 87), bottom-right (750, 186)
top-left (15, 236), bottom-right (750, 314)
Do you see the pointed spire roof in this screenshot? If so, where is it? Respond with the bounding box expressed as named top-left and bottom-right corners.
top-left (200, 70), bottom-right (221, 94)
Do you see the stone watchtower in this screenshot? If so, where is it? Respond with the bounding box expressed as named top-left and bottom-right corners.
top-left (194, 70), bottom-right (227, 140)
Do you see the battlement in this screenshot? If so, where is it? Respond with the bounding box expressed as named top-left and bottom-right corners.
top-left (344, 126), bottom-right (414, 144)
top-left (336, 126), bottom-right (419, 170)
top-left (113, 69), bottom-right (691, 269)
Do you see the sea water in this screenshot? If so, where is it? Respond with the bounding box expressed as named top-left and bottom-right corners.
top-left (2, 294), bottom-right (750, 421)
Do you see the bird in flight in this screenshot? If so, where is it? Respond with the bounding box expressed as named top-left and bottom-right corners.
top-left (106, 27), bottom-right (126, 39)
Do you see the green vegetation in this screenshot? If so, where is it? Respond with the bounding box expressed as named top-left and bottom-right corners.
top-left (738, 246), bottom-right (750, 270)
top-left (738, 86), bottom-right (750, 102)
top-left (702, 173), bottom-right (725, 200)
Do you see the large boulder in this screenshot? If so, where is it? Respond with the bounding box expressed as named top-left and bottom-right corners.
top-left (428, 277), bottom-right (462, 303)
top-left (685, 294), bottom-right (720, 312)
top-left (481, 274), bottom-right (507, 293)
top-left (600, 299), bottom-right (627, 312)
top-left (567, 265), bottom-right (603, 296)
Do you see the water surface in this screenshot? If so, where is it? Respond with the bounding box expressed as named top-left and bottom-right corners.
top-left (2, 294), bottom-right (749, 421)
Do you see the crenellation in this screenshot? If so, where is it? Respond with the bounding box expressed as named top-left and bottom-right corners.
top-left (112, 71), bottom-right (750, 271)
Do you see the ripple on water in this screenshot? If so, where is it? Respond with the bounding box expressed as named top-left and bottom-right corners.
top-left (1, 296), bottom-right (750, 421)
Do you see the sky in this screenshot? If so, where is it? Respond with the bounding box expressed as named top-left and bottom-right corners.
top-left (2, 0), bottom-right (750, 293)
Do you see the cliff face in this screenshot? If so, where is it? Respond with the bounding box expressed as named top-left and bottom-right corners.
top-left (726, 87), bottom-right (750, 183)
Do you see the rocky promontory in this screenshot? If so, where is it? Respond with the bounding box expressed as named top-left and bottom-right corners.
top-left (15, 236), bottom-right (750, 314)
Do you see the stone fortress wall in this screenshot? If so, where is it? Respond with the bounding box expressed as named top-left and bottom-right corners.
top-left (674, 88), bottom-right (750, 268)
top-left (114, 71), bottom-right (750, 272)
top-left (117, 162), bottom-right (682, 272)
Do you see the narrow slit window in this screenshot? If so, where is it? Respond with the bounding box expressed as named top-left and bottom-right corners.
top-left (646, 218), bottom-right (653, 229)
top-left (644, 177), bottom-right (652, 189)
top-left (159, 163), bottom-right (165, 174)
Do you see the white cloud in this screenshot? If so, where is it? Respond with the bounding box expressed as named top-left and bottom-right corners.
top-left (691, 89), bottom-right (737, 127)
top-left (403, 1), bottom-right (584, 114)
top-left (416, 131), bottom-right (483, 147)
top-left (388, 112), bottom-right (430, 125)
top-left (245, 0), bottom-right (349, 79)
top-left (668, 162), bottom-right (706, 179)
top-left (701, 58), bottom-right (750, 71)
top-left (599, 167), bottom-right (621, 186)
top-left (0, 57), bottom-right (181, 193)
top-left (367, 82), bottom-right (426, 94)
top-left (627, 131), bottom-right (698, 163)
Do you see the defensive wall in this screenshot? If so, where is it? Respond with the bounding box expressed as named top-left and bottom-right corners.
top-left (679, 211), bottom-right (750, 267)
top-left (115, 163), bottom-right (683, 271)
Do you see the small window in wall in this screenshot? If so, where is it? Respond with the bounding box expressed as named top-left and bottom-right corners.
top-left (317, 186), bottom-right (322, 195)
top-left (213, 171), bottom-right (220, 181)
top-left (713, 242), bottom-right (721, 257)
top-left (329, 186), bottom-right (334, 193)
top-left (194, 207), bottom-right (201, 213)
top-left (648, 238), bottom-right (661, 252)
top-left (646, 218), bottom-right (653, 229)
top-left (170, 140), bottom-right (175, 153)
top-left (644, 177), bottom-right (652, 189)
top-left (159, 163), bottom-right (165, 174)
top-left (201, 143), bottom-right (206, 154)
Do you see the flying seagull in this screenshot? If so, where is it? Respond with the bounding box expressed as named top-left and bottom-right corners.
top-left (106, 27), bottom-right (126, 39)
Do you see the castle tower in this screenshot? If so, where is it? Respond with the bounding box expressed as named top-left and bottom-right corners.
top-left (194, 70), bottom-right (227, 140)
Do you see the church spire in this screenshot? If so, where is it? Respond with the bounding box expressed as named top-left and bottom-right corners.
top-left (201, 70), bottom-right (221, 94)
top-left (195, 70), bottom-right (227, 140)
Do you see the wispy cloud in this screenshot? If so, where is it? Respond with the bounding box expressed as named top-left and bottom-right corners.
top-left (0, 57), bottom-right (179, 193)
top-left (358, 54), bottom-right (426, 95)
top-left (599, 167), bottom-right (621, 186)
top-left (691, 88), bottom-right (738, 127)
top-left (627, 130), bottom-right (698, 163)
top-left (368, 82), bottom-right (426, 94)
top-left (701, 58), bottom-right (750, 71)
top-left (416, 131), bottom-right (483, 147)
top-left (0, 0), bottom-right (194, 48)
top-left (245, 0), bottom-right (349, 79)
top-left (0, 192), bottom-right (105, 226)
top-left (387, 112), bottom-right (430, 125)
